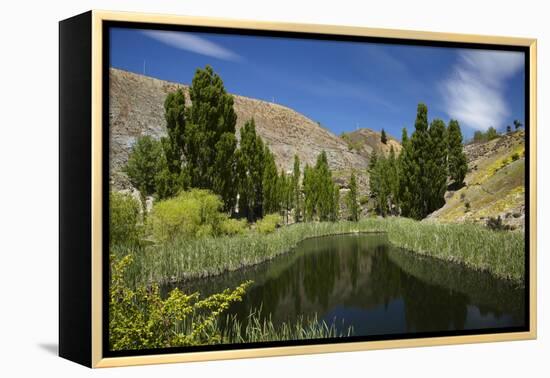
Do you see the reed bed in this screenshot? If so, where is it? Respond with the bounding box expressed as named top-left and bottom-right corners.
top-left (114, 217), bottom-right (524, 286)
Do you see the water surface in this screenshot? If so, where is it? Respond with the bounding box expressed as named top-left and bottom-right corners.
top-left (168, 233), bottom-right (525, 336)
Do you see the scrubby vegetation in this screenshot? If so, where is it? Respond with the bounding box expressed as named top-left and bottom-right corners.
top-left (110, 255), bottom-right (348, 350)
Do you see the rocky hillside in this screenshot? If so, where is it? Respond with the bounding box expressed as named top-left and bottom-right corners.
top-left (341, 128), bottom-right (402, 158)
top-left (428, 130), bottom-right (525, 229)
top-left (109, 68), bottom-right (369, 188)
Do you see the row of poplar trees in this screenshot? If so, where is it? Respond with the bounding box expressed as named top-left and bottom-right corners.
top-left (125, 65), bottom-right (339, 223)
top-left (368, 103), bottom-right (468, 220)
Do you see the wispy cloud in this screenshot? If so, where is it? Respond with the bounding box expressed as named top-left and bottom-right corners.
top-left (141, 30), bottom-right (242, 62)
top-left (441, 50), bottom-right (523, 131)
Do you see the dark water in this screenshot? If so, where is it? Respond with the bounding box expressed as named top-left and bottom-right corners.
top-left (167, 233), bottom-right (525, 336)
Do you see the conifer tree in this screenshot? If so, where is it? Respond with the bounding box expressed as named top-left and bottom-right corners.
top-left (381, 129), bottom-right (388, 144)
top-left (447, 119), bottom-right (468, 188)
top-left (315, 151), bottom-right (333, 221)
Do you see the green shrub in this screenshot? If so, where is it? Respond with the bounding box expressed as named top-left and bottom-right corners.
top-left (511, 152), bottom-right (520, 161)
top-left (110, 191), bottom-right (142, 247)
top-left (359, 195), bottom-right (369, 206)
top-left (256, 214), bottom-right (281, 234)
top-left (149, 189), bottom-right (227, 242)
top-left (109, 254), bottom-right (251, 350)
top-left (220, 217), bottom-right (248, 236)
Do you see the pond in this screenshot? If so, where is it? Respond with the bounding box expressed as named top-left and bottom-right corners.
top-left (167, 233), bottom-right (525, 337)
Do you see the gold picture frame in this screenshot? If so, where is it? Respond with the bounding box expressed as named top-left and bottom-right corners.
top-left (59, 9), bottom-right (537, 368)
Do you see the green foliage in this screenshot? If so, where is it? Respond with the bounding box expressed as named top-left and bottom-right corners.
top-left (237, 118), bottom-right (265, 221)
top-left (426, 119), bottom-right (448, 211)
top-left (292, 155), bottom-right (302, 222)
top-left (149, 189), bottom-right (226, 242)
top-left (110, 192), bottom-right (142, 247)
top-left (346, 172), bottom-right (359, 221)
top-left (506, 125), bottom-right (512, 133)
top-left (185, 66), bottom-right (238, 210)
top-left (109, 254), bottom-right (251, 350)
top-left (369, 148), bottom-right (400, 216)
top-left (473, 127), bottom-right (499, 143)
top-left (511, 152), bottom-right (520, 161)
top-left (262, 148), bottom-right (280, 216)
top-left (219, 218), bottom-right (248, 236)
top-left (301, 152), bottom-right (339, 221)
top-left (125, 136), bottom-right (164, 199)
top-left (278, 169), bottom-right (293, 224)
top-left (256, 213), bottom-right (281, 234)
top-left (514, 119), bottom-right (523, 130)
top-left (157, 89), bottom-right (188, 199)
top-left (381, 128), bottom-right (388, 144)
top-left (447, 120), bottom-right (468, 188)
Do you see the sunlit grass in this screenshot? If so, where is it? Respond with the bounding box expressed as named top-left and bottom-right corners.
top-left (114, 217), bottom-right (524, 287)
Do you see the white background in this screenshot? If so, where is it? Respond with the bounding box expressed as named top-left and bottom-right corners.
top-left (0, 0), bottom-right (547, 376)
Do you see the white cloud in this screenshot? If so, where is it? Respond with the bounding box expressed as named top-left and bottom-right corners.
top-left (441, 50), bottom-right (523, 131)
top-left (141, 30), bottom-right (242, 62)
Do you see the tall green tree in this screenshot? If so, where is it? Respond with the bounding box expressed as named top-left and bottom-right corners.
top-left (427, 119), bottom-right (448, 211)
top-left (237, 119), bottom-right (265, 221)
top-left (315, 151), bottom-right (334, 221)
top-left (292, 155), bottom-right (302, 222)
top-left (447, 119), bottom-right (468, 188)
top-left (303, 165), bottom-right (316, 221)
top-left (262, 148), bottom-right (279, 216)
top-left (386, 146), bottom-right (400, 214)
top-left (157, 89), bottom-right (188, 199)
top-left (381, 129), bottom-right (388, 144)
top-left (398, 127), bottom-right (413, 216)
top-left (185, 65), bottom-right (238, 209)
top-left (125, 135), bottom-right (164, 200)
top-left (346, 172), bottom-right (359, 221)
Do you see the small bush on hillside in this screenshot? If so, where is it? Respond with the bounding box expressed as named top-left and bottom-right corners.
top-left (110, 191), bottom-right (142, 247)
top-left (256, 214), bottom-right (282, 234)
top-left (149, 189), bottom-right (226, 242)
top-left (486, 216), bottom-right (510, 231)
top-left (511, 152), bottom-right (520, 161)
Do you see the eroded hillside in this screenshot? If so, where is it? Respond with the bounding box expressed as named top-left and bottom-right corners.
top-left (428, 130), bottom-right (525, 229)
top-left (109, 68), bottom-right (369, 188)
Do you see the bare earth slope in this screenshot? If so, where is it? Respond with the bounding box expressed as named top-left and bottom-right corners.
top-left (109, 68), bottom-right (369, 188)
top-left (428, 130), bottom-right (525, 229)
top-left (343, 128), bottom-right (402, 158)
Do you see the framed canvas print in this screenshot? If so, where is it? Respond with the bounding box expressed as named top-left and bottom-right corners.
top-left (59, 10), bottom-right (537, 368)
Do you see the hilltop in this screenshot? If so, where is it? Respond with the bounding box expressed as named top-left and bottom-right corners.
top-left (109, 68), bottom-right (369, 188)
top-left (428, 130), bottom-right (525, 229)
top-left (341, 128), bottom-right (402, 158)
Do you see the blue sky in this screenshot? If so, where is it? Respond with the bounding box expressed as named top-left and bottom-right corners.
top-left (110, 27), bottom-right (525, 140)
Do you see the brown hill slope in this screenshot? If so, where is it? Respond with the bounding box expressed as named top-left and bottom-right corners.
top-left (109, 68), bottom-right (369, 187)
top-left (341, 128), bottom-right (402, 158)
top-left (428, 130), bottom-right (525, 229)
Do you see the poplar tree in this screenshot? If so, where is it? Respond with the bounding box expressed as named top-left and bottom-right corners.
top-left (157, 89), bottom-right (187, 199)
top-left (292, 155), bottom-right (302, 222)
top-left (447, 119), bottom-right (468, 188)
top-left (262, 148), bottom-right (279, 216)
top-left (427, 119), bottom-right (448, 211)
top-left (185, 65), bottom-right (238, 210)
top-left (303, 165), bottom-right (316, 221)
top-left (237, 119), bottom-right (265, 221)
top-left (346, 172), bottom-right (359, 221)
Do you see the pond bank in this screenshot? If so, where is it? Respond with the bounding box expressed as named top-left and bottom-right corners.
top-left (117, 217), bottom-right (524, 286)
